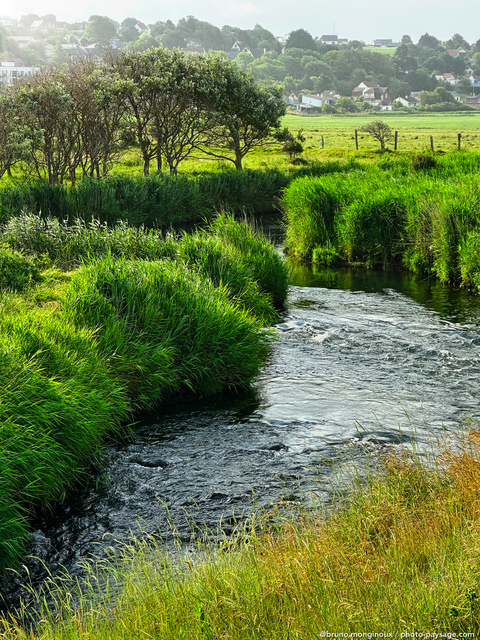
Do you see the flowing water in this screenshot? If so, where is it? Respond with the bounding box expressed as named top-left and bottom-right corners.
top-left (2, 236), bottom-right (480, 612)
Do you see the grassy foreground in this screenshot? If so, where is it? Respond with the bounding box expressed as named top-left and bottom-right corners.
top-left (2, 429), bottom-right (480, 637)
top-left (0, 214), bottom-right (288, 572)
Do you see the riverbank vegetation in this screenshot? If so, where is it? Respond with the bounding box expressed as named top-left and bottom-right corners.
top-left (0, 214), bottom-right (288, 572)
top-left (3, 428), bottom-right (480, 638)
top-left (283, 150), bottom-right (480, 290)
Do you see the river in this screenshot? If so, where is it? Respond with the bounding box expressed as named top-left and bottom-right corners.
top-left (2, 236), bottom-right (480, 613)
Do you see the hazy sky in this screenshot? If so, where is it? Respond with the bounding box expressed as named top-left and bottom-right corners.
top-left (2, 0), bottom-right (480, 44)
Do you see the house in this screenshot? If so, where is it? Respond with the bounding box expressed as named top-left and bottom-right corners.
top-left (448, 91), bottom-right (462, 102)
top-left (319, 35), bottom-right (339, 45)
top-left (135, 21), bottom-right (150, 34)
top-left (447, 48), bottom-right (466, 57)
top-left (396, 94), bottom-right (419, 108)
top-left (319, 90), bottom-right (340, 105)
top-left (296, 103), bottom-right (316, 113)
top-left (352, 81), bottom-right (393, 108)
top-left (284, 92), bottom-right (300, 106)
top-left (466, 95), bottom-right (480, 108)
top-left (0, 59), bottom-right (39, 85)
top-left (373, 39), bottom-right (397, 47)
top-left (228, 41), bottom-right (252, 60)
top-left (0, 16), bottom-right (17, 27)
top-left (30, 18), bottom-right (56, 32)
top-left (435, 72), bottom-right (458, 85)
top-left (301, 94), bottom-right (323, 108)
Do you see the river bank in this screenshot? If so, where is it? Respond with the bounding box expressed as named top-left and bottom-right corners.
top-left (0, 214), bottom-right (288, 574)
top-left (2, 260), bottom-right (480, 635)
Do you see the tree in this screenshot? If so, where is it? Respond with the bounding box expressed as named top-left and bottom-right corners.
top-left (113, 48), bottom-right (217, 175)
top-left (335, 96), bottom-right (358, 113)
top-left (285, 29), bottom-right (317, 51)
top-left (14, 70), bottom-right (77, 184)
top-left (120, 18), bottom-right (140, 43)
top-left (83, 15), bottom-right (117, 46)
top-left (360, 120), bottom-right (393, 149)
top-left (418, 33), bottom-right (440, 49)
top-left (200, 56), bottom-right (286, 170)
top-left (445, 33), bottom-right (470, 50)
top-left (279, 128), bottom-right (305, 161)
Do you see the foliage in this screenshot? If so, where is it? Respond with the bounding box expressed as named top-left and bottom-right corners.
top-left (0, 248), bottom-right (41, 291)
top-left (0, 215), bottom-right (286, 572)
top-left (360, 120), bottom-right (394, 149)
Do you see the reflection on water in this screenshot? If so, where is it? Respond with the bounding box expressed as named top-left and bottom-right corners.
top-left (289, 263), bottom-right (480, 325)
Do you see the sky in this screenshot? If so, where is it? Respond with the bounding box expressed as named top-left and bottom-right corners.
top-left (2, 0), bottom-right (480, 44)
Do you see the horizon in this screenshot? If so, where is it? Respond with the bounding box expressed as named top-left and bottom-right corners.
top-left (1, 0), bottom-right (479, 45)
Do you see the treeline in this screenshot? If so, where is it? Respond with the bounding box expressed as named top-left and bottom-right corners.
top-left (251, 32), bottom-right (478, 99)
top-left (0, 47), bottom-right (285, 183)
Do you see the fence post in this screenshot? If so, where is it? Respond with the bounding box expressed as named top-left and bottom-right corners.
top-left (430, 136), bottom-right (434, 151)
top-left (355, 129), bottom-right (358, 150)
top-left (394, 131), bottom-right (398, 151)
top-left (321, 135), bottom-right (324, 149)
top-left (458, 133), bottom-right (461, 150)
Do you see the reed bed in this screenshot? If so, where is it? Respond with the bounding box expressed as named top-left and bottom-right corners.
top-left (3, 429), bottom-right (480, 638)
top-left (283, 152), bottom-right (480, 287)
top-left (0, 215), bottom-right (288, 572)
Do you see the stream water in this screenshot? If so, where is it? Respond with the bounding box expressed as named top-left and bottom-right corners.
top-left (2, 234), bottom-right (480, 612)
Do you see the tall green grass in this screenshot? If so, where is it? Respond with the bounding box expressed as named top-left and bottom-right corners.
top-left (0, 215), bottom-right (287, 572)
top-left (283, 154), bottom-right (480, 287)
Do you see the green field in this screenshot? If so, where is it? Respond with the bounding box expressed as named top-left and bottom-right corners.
top-left (364, 45), bottom-right (398, 55)
top-left (283, 112), bottom-right (480, 154)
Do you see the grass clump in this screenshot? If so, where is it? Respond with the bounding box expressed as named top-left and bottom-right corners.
top-left (0, 215), bottom-right (286, 572)
top-left (4, 429), bottom-right (480, 637)
top-left (0, 248), bottom-right (41, 291)
top-left (282, 153), bottom-right (480, 285)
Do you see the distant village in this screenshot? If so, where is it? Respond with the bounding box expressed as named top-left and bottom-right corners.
top-left (1, 14), bottom-right (480, 110)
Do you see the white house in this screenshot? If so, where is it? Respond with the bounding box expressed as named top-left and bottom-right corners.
top-left (0, 59), bottom-right (39, 85)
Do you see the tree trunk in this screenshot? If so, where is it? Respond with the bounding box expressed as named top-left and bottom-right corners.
top-left (234, 148), bottom-right (243, 170)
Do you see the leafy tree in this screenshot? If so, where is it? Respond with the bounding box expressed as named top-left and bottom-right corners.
top-left (335, 96), bottom-right (358, 113)
top-left (280, 128), bottom-right (305, 161)
top-left (286, 29), bottom-right (317, 51)
top-left (401, 35), bottom-right (413, 44)
top-left (418, 33), bottom-right (440, 49)
top-left (445, 33), bottom-right (470, 50)
top-left (360, 120), bottom-right (393, 149)
top-left (120, 18), bottom-right (140, 43)
top-left (393, 44), bottom-right (417, 73)
top-left (418, 86), bottom-right (456, 106)
top-left (83, 15), bottom-right (117, 46)
top-left (0, 91), bottom-right (37, 179)
top-left (14, 70), bottom-right (77, 183)
top-left (201, 56), bottom-right (286, 169)
top-left (235, 51), bottom-right (254, 71)
top-left (19, 14), bottom-right (40, 28)
top-left (249, 53), bottom-right (287, 83)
